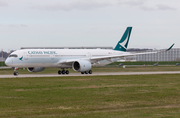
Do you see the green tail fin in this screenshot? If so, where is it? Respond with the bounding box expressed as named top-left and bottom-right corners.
top-left (114, 27), bottom-right (132, 51)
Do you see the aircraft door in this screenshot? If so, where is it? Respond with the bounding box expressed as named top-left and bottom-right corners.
top-left (50, 55), bottom-right (55, 60)
top-left (87, 52), bottom-right (92, 57)
top-left (24, 52), bottom-right (28, 60)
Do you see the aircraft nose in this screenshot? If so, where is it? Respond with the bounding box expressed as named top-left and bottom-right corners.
top-left (5, 58), bottom-right (10, 66)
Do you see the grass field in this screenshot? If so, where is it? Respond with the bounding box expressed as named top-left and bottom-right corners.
top-left (0, 74), bottom-right (180, 118)
top-left (0, 62), bottom-right (6, 66)
top-left (1, 66), bottom-right (180, 75)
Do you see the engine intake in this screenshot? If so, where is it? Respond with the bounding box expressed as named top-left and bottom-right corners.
top-left (27, 67), bottom-right (45, 72)
top-left (72, 60), bottom-right (91, 72)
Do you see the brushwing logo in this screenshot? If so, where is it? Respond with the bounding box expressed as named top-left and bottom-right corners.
top-left (19, 56), bottom-right (23, 61)
top-left (119, 32), bottom-right (129, 50)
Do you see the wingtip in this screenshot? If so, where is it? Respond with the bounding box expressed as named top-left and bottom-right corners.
top-left (167, 43), bottom-right (175, 51)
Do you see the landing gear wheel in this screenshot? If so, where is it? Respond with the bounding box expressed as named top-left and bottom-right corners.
top-left (14, 72), bottom-right (18, 76)
top-left (88, 70), bottom-right (92, 74)
top-left (58, 69), bottom-right (69, 75)
top-left (85, 71), bottom-right (88, 74)
top-left (13, 67), bottom-right (19, 76)
top-left (58, 70), bottom-right (61, 74)
top-left (62, 70), bottom-right (65, 74)
top-left (81, 72), bottom-right (84, 74)
top-left (65, 70), bottom-right (69, 74)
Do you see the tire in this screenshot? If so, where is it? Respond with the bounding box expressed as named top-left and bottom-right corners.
top-left (58, 70), bottom-right (61, 74)
top-left (85, 71), bottom-right (88, 74)
top-left (65, 70), bottom-right (69, 74)
top-left (14, 72), bottom-right (18, 76)
top-left (81, 72), bottom-right (84, 74)
top-left (62, 70), bottom-right (65, 74)
top-left (88, 70), bottom-right (92, 74)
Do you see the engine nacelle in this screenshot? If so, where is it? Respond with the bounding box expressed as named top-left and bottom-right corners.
top-left (27, 67), bottom-right (45, 72)
top-left (72, 60), bottom-right (92, 72)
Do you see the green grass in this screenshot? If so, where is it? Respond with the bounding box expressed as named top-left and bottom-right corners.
top-left (0, 62), bottom-right (6, 66)
top-left (0, 75), bottom-right (180, 118)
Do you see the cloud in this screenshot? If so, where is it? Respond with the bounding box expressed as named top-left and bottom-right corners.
top-left (139, 6), bottom-right (155, 11)
top-left (117, 0), bottom-right (177, 11)
top-left (156, 4), bottom-right (176, 11)
top-left (139, 4), bottom-right (176, 11)
top-left (20, 24), bottom-right (28, 27)
top-left (8, 24), bottom-right (28, 28)
top-left (119, 0), bottom-right (145, 6)
top-left (31, 0), bottom-right (111, 11)
top-left (0, 1), bottom-right (8, 7)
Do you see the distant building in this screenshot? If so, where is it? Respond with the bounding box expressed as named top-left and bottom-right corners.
top-left (0, 57), bottom-right (5, 62)
top-left (127, 48), bottom-right (180, 62)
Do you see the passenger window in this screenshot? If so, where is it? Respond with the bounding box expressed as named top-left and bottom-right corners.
top-left (9, 54), bottom-right (18, 58)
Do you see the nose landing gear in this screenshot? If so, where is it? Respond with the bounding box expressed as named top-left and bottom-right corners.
top-left (14, 72), bottom-right (18, 76)
top-left (13, 67), bottom-right (19, 76)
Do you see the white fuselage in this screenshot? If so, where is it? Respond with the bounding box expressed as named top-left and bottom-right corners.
top-left (5, 49), bottom-right (130, 68)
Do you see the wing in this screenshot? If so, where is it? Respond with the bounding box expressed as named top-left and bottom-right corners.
top-left (58, 44), bottom-right (175, 64)
top-left (90, 44), bottom-right (175, 62)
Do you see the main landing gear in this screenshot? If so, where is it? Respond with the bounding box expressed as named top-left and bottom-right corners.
top-left (58, 69), bottom-right (69, 75)
top-left (81, 70), bottom-right (92, 74)
top-left (13, 67), bottom-right (19, 76)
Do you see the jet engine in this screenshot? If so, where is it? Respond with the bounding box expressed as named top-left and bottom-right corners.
top-left (72, 60), bottom-right (92, 72)
top-left (27, 67), bottom-right (45, 72)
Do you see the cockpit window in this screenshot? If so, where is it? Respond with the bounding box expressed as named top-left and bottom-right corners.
top-left (9, 54), bottom-right (18, 58)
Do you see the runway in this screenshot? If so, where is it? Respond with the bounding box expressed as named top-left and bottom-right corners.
top-left (1, 71), bottom-right (180, 78)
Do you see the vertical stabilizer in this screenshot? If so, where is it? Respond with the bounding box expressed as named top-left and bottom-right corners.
top-left (114, 27), bottom-right (132, 51)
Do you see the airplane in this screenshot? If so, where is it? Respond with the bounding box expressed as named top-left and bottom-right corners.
top-left (5, 27), bottom-right (174, 76)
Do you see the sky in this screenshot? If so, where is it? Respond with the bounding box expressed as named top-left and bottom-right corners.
top-left (0, 0), bottom-right (179, 52)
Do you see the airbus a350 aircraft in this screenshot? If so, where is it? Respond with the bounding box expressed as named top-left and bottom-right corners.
top-left (5, 27), bottom-right (174, 75)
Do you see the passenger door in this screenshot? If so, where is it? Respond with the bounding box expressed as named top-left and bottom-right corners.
top-left (24, 52), bottom-right (28, 60)
top-left (50, 54), bottom-right (55, 60)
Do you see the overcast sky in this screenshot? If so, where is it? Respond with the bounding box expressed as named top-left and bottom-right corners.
top-left (0, 0), bottom-right (179, 51)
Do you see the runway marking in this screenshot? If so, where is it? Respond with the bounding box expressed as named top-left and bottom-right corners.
top-left (1, 71), bottom-right (180, 78)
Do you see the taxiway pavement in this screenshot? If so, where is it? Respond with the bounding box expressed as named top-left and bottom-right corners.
top-left (1, 71), bottom-right (180, 78)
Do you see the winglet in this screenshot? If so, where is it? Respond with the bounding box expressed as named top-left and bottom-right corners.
top-left (166, 43), bottom-right (175, 51)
